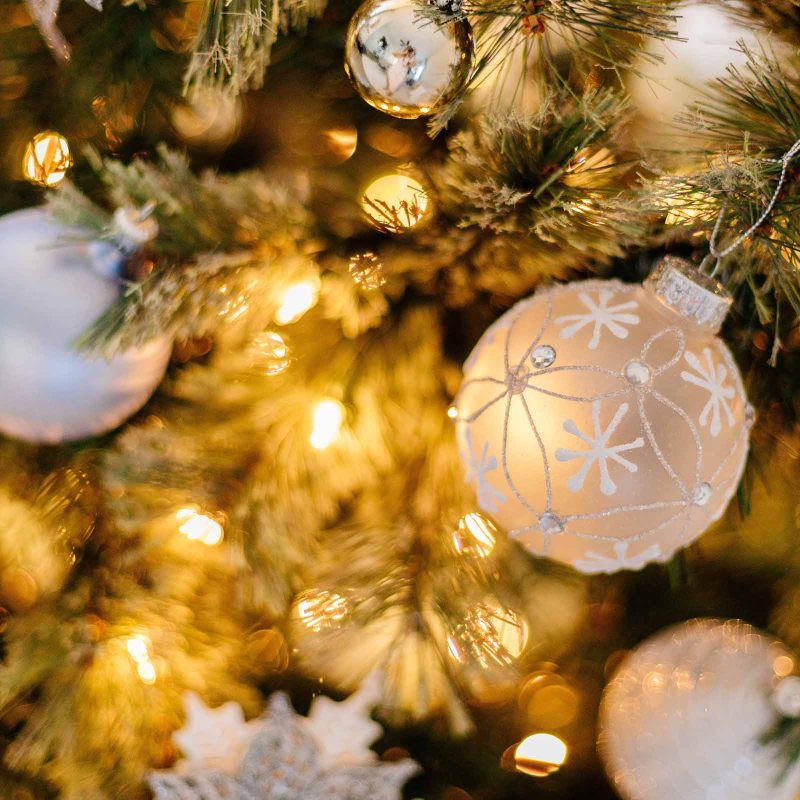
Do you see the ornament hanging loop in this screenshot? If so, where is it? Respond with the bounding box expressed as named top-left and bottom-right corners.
top-left (705, 136), bottom-right (800, 277)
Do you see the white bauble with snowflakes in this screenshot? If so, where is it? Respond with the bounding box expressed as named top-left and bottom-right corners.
top-left (599, 618), bottom-right (800, 800)
top-left (454, 258), bottom-right (752, 574)
top-left (0, 208), bottom-right (171, 444)
top-left (344, 0), bottom-right (474, 119)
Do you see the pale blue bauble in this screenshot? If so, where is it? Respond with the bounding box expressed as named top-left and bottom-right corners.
top-left (0, 208), bottom-right (171, 443)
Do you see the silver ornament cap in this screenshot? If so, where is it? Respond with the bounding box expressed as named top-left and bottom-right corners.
top-left (645, 256), bottom-right (733, 334)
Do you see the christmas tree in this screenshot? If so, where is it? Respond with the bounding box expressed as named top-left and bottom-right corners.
top-left (1, 0), bottom-right (800, 798)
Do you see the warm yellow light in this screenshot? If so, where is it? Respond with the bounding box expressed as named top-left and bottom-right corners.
top-left (294, 589), bottom-right (350, 632)
top-left (137, 660), bottom-right (157, 685)
top-left (453, 513), bottom-right (496, 558)
top-left (126, 634), bottom-right (152, 664)
top-left (23, 131), bottom-right (72, 187)
top-left (274, 277), bottom-right (320, 325)
top-left (513, 733), bottom-right (568, 777)
top-left (361, 173), bottom-right (429, 232)
top-left (249, 331), bottom-right (290, 376)
top-left (774, 654), bottom-right (795, 677)
top-left (176, 508), bottom-right (224, 546)
top-left (310, 400), bottom-right (345, 450)
top-left (447, 405), bottom-right (458, 420)
top-left (322, 126), bottom-right (358, 163)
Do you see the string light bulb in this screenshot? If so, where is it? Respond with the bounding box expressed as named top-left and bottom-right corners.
top-left (361, 173), bottom-right (429, 232)
top-left (23, 131), bottom-right (72, 187)
top-left (126, 634), bottom-right (157, 685)
top-left (249, 331), bottom-right (290, 376)
top-left (452, 513), bottom-right (496, 558)
top-left (176, 507), bottom-right (224, 546)
top-left (293, 588), bottom-right (350, 632)
top-left (310, 399), bottom-right (345, 450)
top-left (274, 275), bottom-right (320, 325)
top-left (502, 733), bottom-right (568, 777)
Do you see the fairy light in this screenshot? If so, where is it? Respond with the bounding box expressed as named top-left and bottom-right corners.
top-left (447, 405), bottom-right (458, 420)
top-left (126, 634), bottom-right (157, 685)
top-left (249, 331), bottom-right (290, 376)
top-left (23, 131), bottom-right (72, 187)
top-left (176, 507), bottom-right (224, 546)
top-left (274, 276), bottom-right (320, 325)
top-left (504, 733), bottom-right (568, 777)
top-left (294, 589), bottom-right (350, 632)
top-left (361, 173), bottom-right (429, 232)
top-left (309, 399), bottom-right (345, 450)
top-left (452, 513), bottom-right (496, 558)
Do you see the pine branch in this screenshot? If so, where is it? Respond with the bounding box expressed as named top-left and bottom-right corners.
top-left (641, 44), bottom-right (800, 324)
top-left (184, 0), bottom-right (328, 96)
top-left (421, 0), bottom-right (681, 132)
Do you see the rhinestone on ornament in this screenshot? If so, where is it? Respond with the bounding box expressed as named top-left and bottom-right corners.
top-left (623, 359), bottom-right (651, 386)
top-left (538, 512), bottom-right (564, 535)
top-left (745, 403), bottom-right (756, 428)
top-left (692, 482), bottom-right (712, 506)
top-left (531, 344), bottom-right (556, 369)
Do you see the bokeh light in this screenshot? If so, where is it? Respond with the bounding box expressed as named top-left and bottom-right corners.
top-left (23, 131), bottom-right (72, 187)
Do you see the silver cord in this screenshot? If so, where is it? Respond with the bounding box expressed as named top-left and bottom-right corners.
top-left (706, 137), bottom-right (800, 277)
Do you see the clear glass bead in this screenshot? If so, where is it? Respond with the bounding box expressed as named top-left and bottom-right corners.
top-left (538, 512), bottom-right (564, 535)
top-left (692, 482), bottom-right (712, 506)
top-left (623, 360), bottom-right (651, 386)
top-left (530, 344), bottom-right (556, 369)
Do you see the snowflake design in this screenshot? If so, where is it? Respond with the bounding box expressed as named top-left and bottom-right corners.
top-left (555, 289), bottom-right (640, 350)
top-left (462, 428), bottom-right (506, 513)
top-left (555, 401), bottom-right (645, 496)
top-left (680, 348), bottom-right (735, 437)
top-left (572, 540), bottom-right (662, 574)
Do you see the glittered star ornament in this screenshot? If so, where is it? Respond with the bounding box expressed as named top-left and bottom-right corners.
top-left (173, 692), bottom-right (262, 774)
top-left (148, 691), bottom-right (419, 800)
top-left (305, 670), bottom-right (384, 766)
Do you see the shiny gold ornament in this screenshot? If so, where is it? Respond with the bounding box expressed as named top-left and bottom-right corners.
top-left (348, 251), bottom-right (386, 289)
top-left (344, 0), bottom-right (474, 119)
top-left (23, 131), bottom-right (73, 187)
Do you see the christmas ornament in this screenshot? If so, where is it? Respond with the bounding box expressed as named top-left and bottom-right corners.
top-left (22, 131), bottom-right (72, 188)
top-left (148, 680), bottom-right (419, 800)
top-left (454, 257), bottom-right (751, 573)
top-left (344, 0), bottom-right (474, 119)
top-left (0, 208), bottom-right (171, 444)
top-left (599, 618), bottom-right (800, 800)
top-left (629, 2), bottom-right (774, 129)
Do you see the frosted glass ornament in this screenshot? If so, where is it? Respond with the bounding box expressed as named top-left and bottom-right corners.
top-left (455, 258), bottom-right (751, 574)
top-left (0, 208), bottom-right (171, 444)
top-left (344, 0), bottom-right (474, 119)
top-left (629, 2), bottom-right (772, 128)
top-left (599, 618), bottom-right (800, 800)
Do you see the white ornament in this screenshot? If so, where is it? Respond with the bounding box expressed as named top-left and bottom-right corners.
top-left (0, 208), bottom-right (171, 444)
top-left (773, 676), bottom-right (800, 719)
top-left (599, 618), bottom-right (800, 800)
top-left (173, 692), bottom-right (262, 774)
top-left (148, 685), bottom-right (419, 800)
top-left (344, 0), bottom-right (474, 119)
top-left (629, 2), bottom-right (775, 128)
top-left (455, 258), bottom-right (750, 574)
top-left (305, 672), bottom-right (384, 767)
